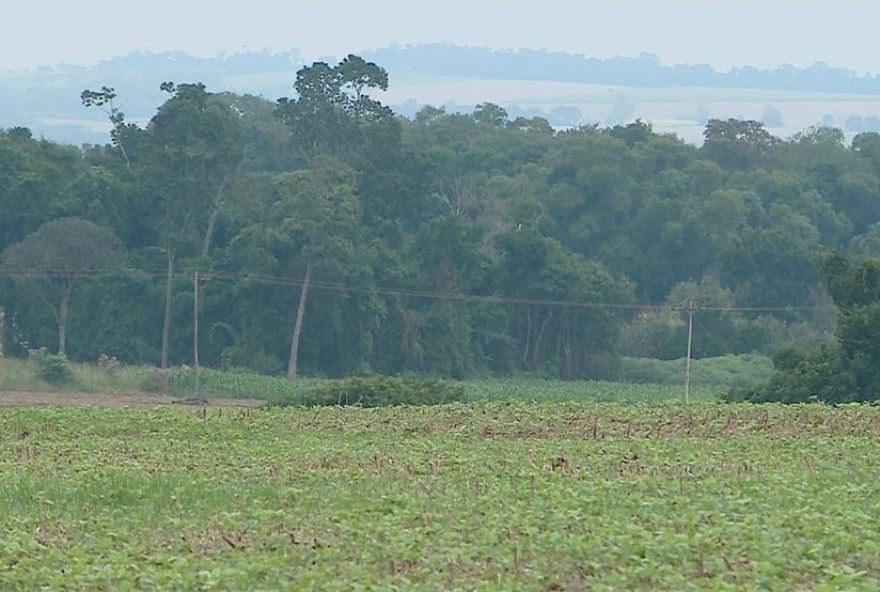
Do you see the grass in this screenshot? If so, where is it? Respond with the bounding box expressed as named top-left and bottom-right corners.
top-left (170, 369), bottom-right (725, 404)
top-left (619, 353), bottom-right (774, 388)
top-left (459, 377), bottom-right (723, 403)
top-left (2, 403), bottom-right (880, 589)
top-left (0, 357), bottom-right (165, 394)
top-left (0, 357), bottom-right (730, 404)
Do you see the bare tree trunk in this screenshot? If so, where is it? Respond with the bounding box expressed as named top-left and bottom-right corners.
top-left (161, 248), bottom-right (175, 370)
top-left (521, 306), bottom-right (532, 365)
top-left (532, 310), bottom-right (553, 370)
top-left (287, 261), bottom-right (313, 379)
top-left (58, 286), bottom-right (70, 356)
top-left (202, 175), bottom-right (229, 257)
top-left (117, 139), bottom-right (131, 169)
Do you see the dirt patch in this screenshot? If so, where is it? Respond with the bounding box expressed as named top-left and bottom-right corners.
top-left (0, 390), bottom-right (265, 408)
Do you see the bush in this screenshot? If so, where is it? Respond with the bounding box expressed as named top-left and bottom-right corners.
top-left (724, 341), bottom-right (859, 404)
top-left (270, 375), bottom-right (467, 408)
top-left (29, 348), bottom-right (72, 384)
top-left (620, 354), bottom-right (774, 388)
top-left (97, 353), bottom-right (122, 373)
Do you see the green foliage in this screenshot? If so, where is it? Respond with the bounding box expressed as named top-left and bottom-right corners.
top-left (725, 342), bottom-right (856, 403)
top-left (702, 118), bottom-right (779, 169)
top-left (272, 375), bottom-right (467, 407)
top-left (164, 366), bottom-right (725, 403)
top-left (0, 355), bottom-right (727, 404)
top-left (3, 404), bottom-right (880, 589)
top-left (28, 348), bottom-right (71, 384)
top-left (622, 354), bottom-right (774, 388)
top-left (1, 218), bottom-right (125, 356)
top-left (10, 55), bottom-right (880, 380)
top-left (461, 377), bottom-right (723, 402)
top-left (275, 55), bottom-right (391, 158)
top-left (736, 253), bottom-right (880, 403)
top-left (166, 367), bottom-right (318, 400)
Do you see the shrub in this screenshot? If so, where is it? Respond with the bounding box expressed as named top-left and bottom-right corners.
top-left (29, 348), bottom-right (72, 384)
top-left (724, 341), bottom-right (859, 404)
top-left (97, 353), bottom-right (122, 372)
top-left (271, 375), bottom-right (467, 408)
top-left (621, 354), bottom-right (774, 388)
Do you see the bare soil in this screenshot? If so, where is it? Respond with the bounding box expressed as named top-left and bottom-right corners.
top-left (0, 390), bottom-right (264, 408)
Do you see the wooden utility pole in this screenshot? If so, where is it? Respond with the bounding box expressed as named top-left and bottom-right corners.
top-left (684, 299), bottom-right (694, 403)
top-left (193, 271), bottom-right (200, 397)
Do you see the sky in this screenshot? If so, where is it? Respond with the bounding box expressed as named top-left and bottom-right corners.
top-left (1, 0), bottom-right (879, 74)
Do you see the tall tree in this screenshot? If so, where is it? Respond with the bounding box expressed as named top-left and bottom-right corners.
top-left (145, 82), bottom-right (243, 369)
top-left (1, 218), bottom-right (124, 356)
top-left (702, 118), bottom-right (779, 170)
top-left (276, 55), bottom-right (391, 158)
top-left (80, 86), bottom-right (137, 168)
top-left (272, 157), bottom-right (362, 378)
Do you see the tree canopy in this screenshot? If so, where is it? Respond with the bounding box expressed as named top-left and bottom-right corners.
top-left (3, 55), bottom-right (880, 386)
top-left (2, 218), bottom-right (123, 356)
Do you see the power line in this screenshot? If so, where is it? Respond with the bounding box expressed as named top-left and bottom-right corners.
top-left (0, 266), bottom-right (837, 314)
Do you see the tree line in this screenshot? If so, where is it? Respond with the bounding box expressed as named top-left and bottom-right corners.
top-left (364, 45), bottom-right (880, 94)
top-left (2, 55), bottom-right (880, 382)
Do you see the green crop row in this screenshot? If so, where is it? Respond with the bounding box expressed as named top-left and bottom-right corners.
top-left (2, 403), bottom-right (879, 589)
top-left (0, 356), bottom-right (734, 405)
top-left (167, 368), bottom-right (726, 404)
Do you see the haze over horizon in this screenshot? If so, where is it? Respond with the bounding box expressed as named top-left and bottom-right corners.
top-left (2, 0), bottom-right (879, 74)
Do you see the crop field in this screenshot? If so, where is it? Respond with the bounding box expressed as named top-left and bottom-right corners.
top-left (3, 402), bottom-right (880, 590)
top-left (0, 356), bottom-right (736, 404)
top-left (166, 370), bottom-right (727, 404)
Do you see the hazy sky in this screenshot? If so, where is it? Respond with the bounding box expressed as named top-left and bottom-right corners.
top-left (2, 1), bottom-right (879, 73)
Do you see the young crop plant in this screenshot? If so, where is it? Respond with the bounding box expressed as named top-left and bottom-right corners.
top-left (2, 403), bottom-right (880, 589)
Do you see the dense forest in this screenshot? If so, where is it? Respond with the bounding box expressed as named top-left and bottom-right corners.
top-left (3, 55), bottom-right (880, 382)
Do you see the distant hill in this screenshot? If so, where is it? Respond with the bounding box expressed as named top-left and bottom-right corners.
top-left (0, 50), bottom-right (305, 144)
top-left (3, 44), bottom-right (880, 145)
top-left (364, 44), bottom-right (880, 94)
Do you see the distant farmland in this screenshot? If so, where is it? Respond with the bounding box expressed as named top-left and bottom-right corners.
top-left (379, 74), bottom-right (880, 143)
top-left (8, 65), bottom-right (880, 144)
